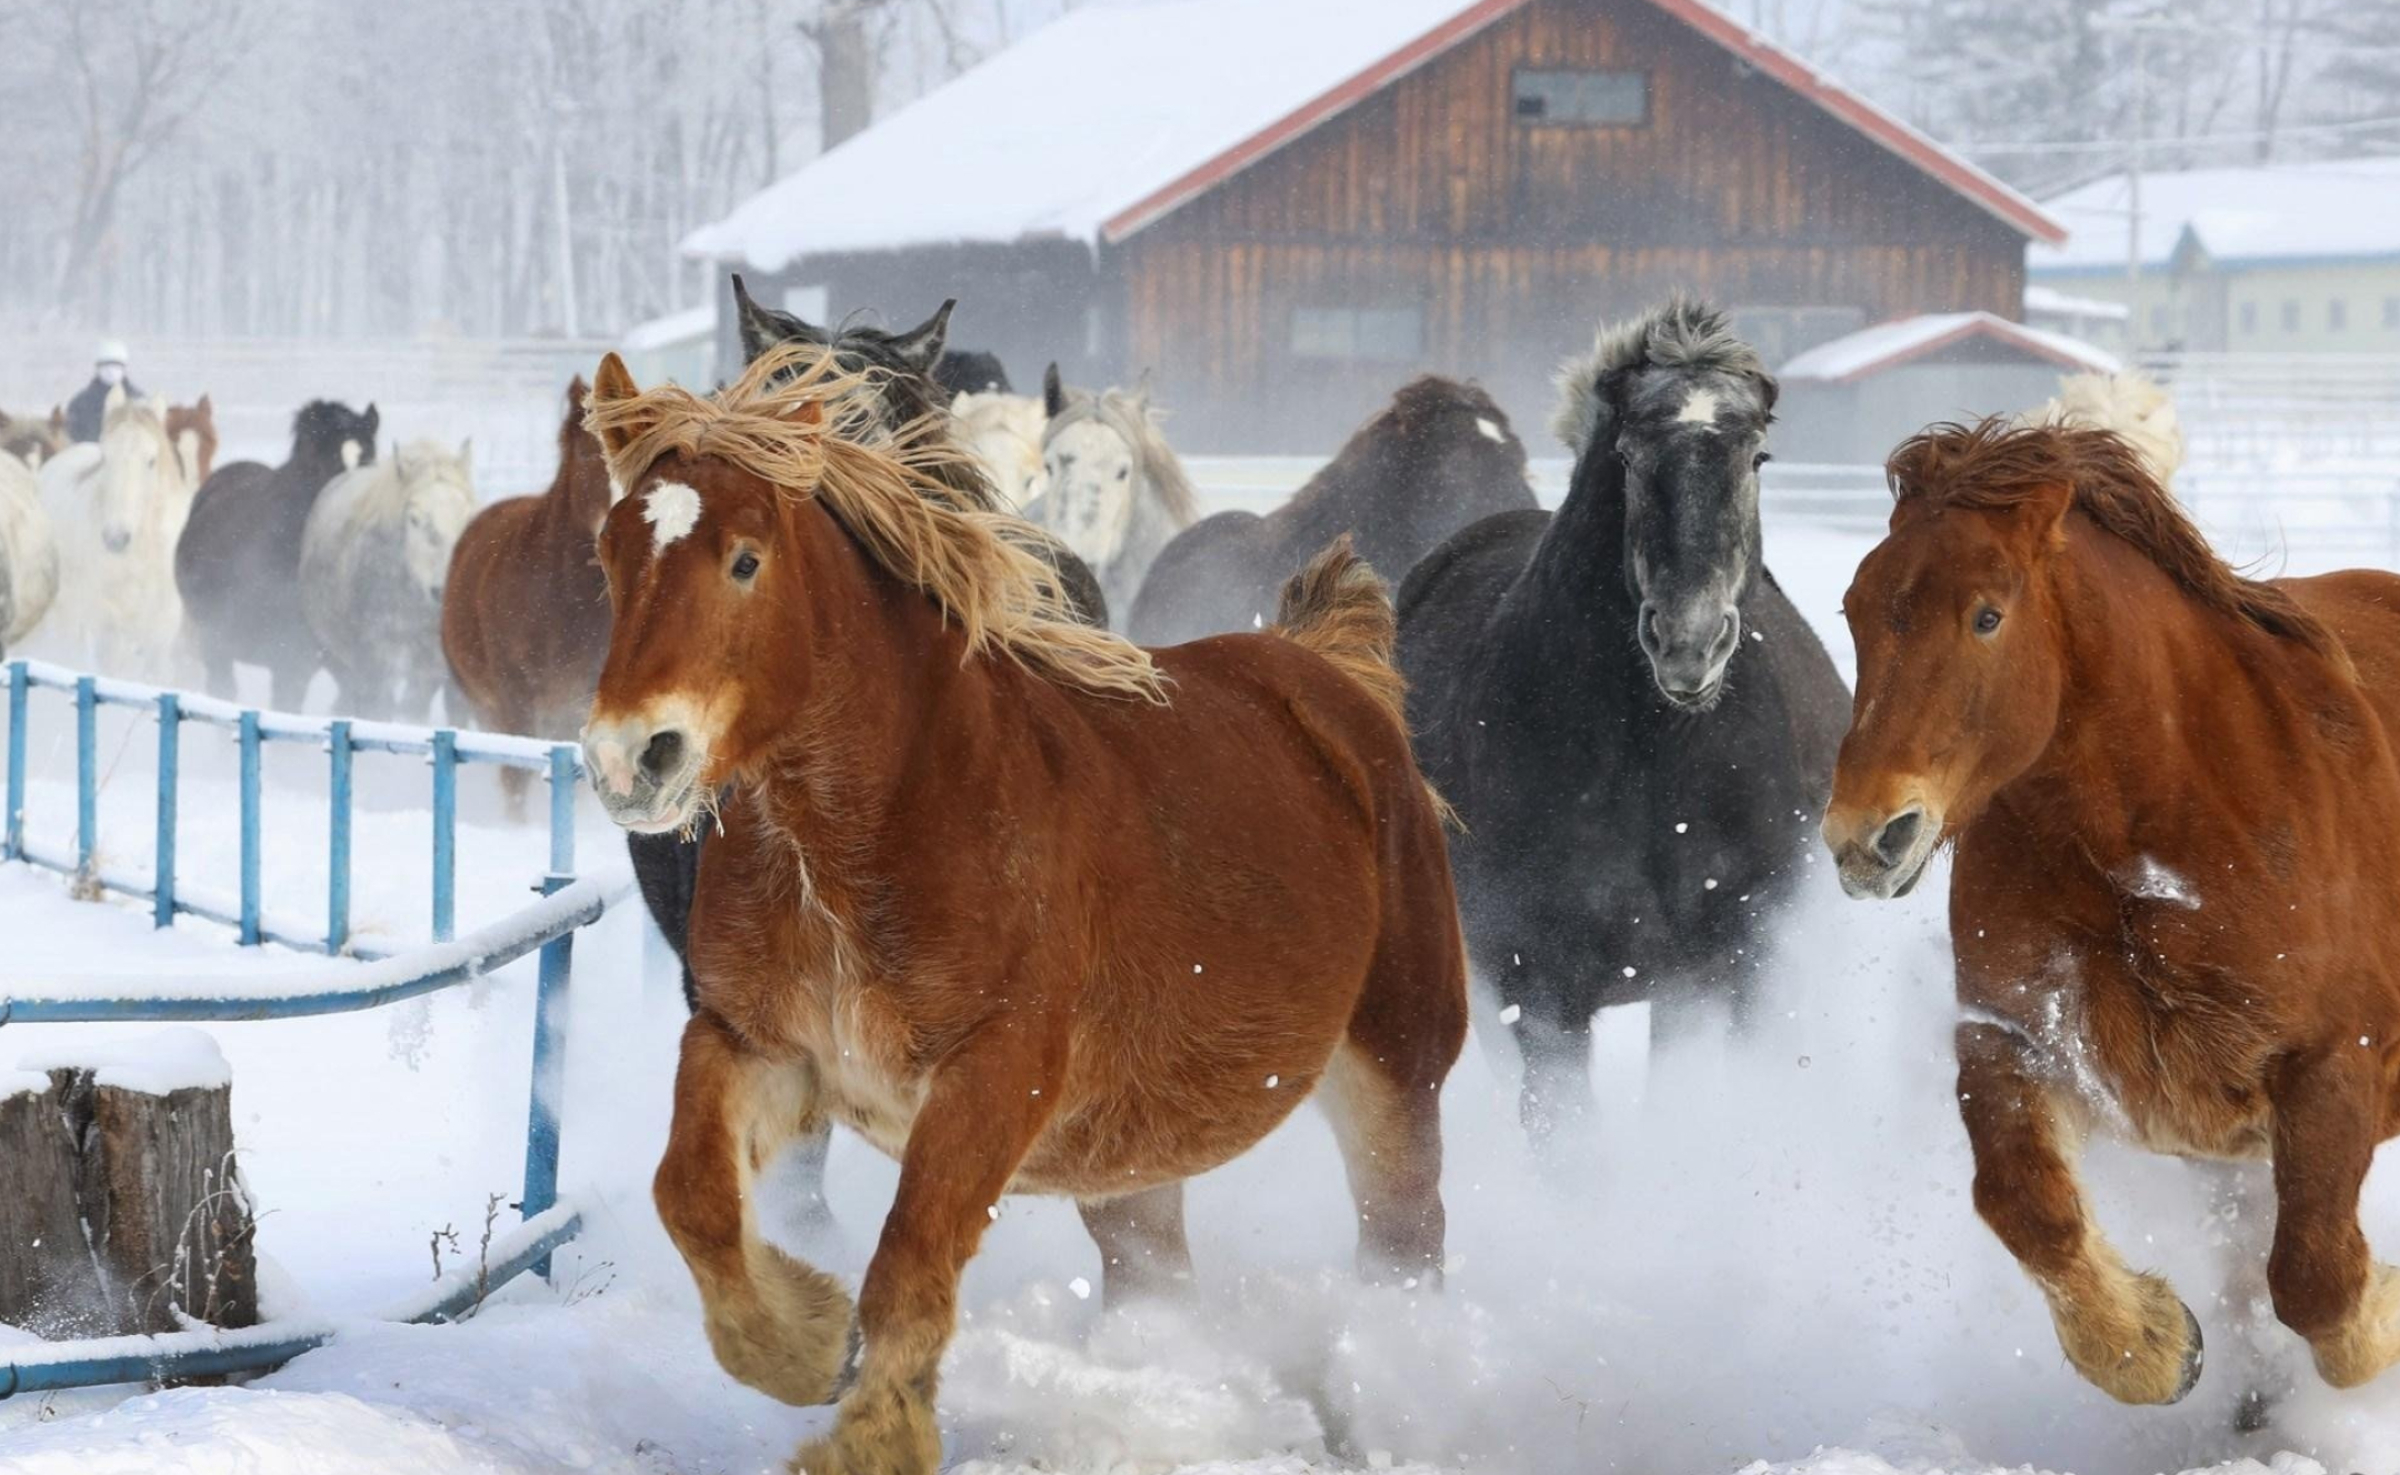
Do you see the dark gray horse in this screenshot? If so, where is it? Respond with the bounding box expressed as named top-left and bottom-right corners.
top-left (1127, 376), bottom-right (1536, 646)
top-left (175, 400), bottom-right (379, 705)
top-left (1395, 298), bottom-right (1849, 1144)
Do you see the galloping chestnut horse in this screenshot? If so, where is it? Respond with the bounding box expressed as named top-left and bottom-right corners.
top-left (581, 345), bottom-right (1465, 1475)
top-left (1824, 419), bottom-right (2400, 1405)
top-left (440, 377), bottom-right (614, 808)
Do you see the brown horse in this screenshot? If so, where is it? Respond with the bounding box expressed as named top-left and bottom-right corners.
top-left (440, 378), bottom-right (614, 806)
top-left (580, 345), bottom-right (1466, 1475)
top-left (164, 397), bottom-right (218, 485)
top-left (1823, 418), bottom-right (2400, 1406)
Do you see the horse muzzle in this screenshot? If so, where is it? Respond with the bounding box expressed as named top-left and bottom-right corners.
top-left (1822, 802), bottom-right (1939, 901)
top-left (581, 717), bottom-right (706, 834)
top-left (1639, 600), bottom-right (1739, 710)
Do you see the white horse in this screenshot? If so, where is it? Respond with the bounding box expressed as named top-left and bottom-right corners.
top-left (1032, 365), bottom-right (1201, 622)
top-left (0, 451), bottom-right (60, 655)
top-left (2020, 370), bottom-right (2185, 486)
top-left (299, 437), bottom-right (476, 721)
top-left (41, 391), bottom-right (193, 678)
top-left (951, 390), bottom-right (1048, 511)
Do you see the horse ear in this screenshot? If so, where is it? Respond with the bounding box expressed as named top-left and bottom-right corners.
top-left (1130, 368), bottom-right (1155, 415)
top-left (889, 299), bottom-right (954, 371)
top-left (590, 352), bottom-right (650, 461)
top-left (457, 437), bottom-right (473, 474)
top-left (49, 406), bottom-right (64, 432)
top-left (364, 403), bottom-right (380, 435)
top-left (2013, 480), bottom-right (2074, 552)
top-left (730, 273), bottom-right (797, 361)
top-left (195, 393), bottom-right (212, 418)
top-left (1043, 362), bottom-right (1067, 419)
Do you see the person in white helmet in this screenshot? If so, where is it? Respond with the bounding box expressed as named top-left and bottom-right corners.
top-left (66, 340), bottom-right (141, 443)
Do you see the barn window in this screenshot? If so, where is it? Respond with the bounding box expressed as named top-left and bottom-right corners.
top-left (2238, 301), bottom-right (2257, 335)
top-left (2280, 299), bottom-right (2301, 332)
top-left (2328, 298), bottom-right (2348, 331)
top-left (1291, 306), bottom-right (1424, 361)
top-left (1512, 68), bottom-right (1649, 127)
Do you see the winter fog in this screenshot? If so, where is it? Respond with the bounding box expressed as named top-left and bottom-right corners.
top-left (4, 2), bottom-right (2400, 1474)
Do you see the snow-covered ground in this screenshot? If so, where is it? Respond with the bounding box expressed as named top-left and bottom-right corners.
top-left (10, 519), bottom-right (2400, 1475)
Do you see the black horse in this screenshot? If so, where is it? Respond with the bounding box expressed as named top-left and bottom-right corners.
top-left (1395, 298), bottom-right (1849, 1142)
top-left (176, 400), bottom-right (380, 705)
top-left (1127, 376), bottom-right (1538, 646)
top-left (930, 348), bottom-right (1012, 398)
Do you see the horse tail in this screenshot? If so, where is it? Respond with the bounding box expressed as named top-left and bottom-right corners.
top-left (1275, 536), bottom-right (1406, 726)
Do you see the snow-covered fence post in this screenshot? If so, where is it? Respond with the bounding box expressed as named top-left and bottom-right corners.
top-left (4, 659), bottom-right (25, 860)
top-left (153, 692), bottom-right (178, 929)
top-left (327, 719), bottom-right (352, 954)
top-left (238, 710), bottom-right (261, 946)
top-left (431, 729), bottom-right (457, 942)
top-left (73, 676), bottom-right (96, 890)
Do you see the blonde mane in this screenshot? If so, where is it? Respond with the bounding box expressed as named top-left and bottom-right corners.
top-left (588, 343), bottom-right (1164, 702)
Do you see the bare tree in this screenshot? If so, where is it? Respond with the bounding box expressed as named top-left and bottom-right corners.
top-left (17, 0), bottom-right (257, 313)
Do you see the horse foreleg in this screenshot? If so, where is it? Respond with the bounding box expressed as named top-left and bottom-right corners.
top-left (1958, 1021), bottom-right (2202, 1404)
top-left (1077, 1183), bottom-right (1193, 1306)
top-left (796, 1032), bottom-right (1053, 1475)
top-left (2265, 1052), bottom-right (2400, 1389)
top-left (1512, 994), bottom-right (1595, 1150)
top-left (656, 1012), bottom-right (853, 1407)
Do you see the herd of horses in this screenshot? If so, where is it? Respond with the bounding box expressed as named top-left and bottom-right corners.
top-left (12, 277), bottom-right (2400, 1469)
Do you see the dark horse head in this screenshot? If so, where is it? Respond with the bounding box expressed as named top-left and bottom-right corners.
top-left (728, 274), bottom-right (954, 428)
top-left (292, 399), bottom-right (381, 472)
top-left (1552, 297), bottom-right (1775, 709)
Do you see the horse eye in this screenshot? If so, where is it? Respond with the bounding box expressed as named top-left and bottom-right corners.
top-left (1115, 465), bottom-right (1129, 481)
top-left (1753, 452), bottom-right (1773, 470)
top-left (1975, 606), bottom-right (2003, 635)
top-left (731, 551), bottom-right (760, 582)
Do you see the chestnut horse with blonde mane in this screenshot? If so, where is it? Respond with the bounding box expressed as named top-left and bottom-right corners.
top-left (580, 344), bottom-right (1465, 1475)
top-left (1824, 419), bottom-right (2400, 1407)
top-left (441, 378), bottom-right (613, 807)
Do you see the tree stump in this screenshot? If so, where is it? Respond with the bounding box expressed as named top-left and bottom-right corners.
top-left (0, 1030), bottom-right (258, 1340)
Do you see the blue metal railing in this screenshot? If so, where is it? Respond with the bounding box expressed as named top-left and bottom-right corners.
top-left (3, 659), bottom-right (576, 958)
top-left (0, 657), bottom-right (615, 1395)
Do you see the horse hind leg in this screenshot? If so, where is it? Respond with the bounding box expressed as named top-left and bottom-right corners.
top-left (656, 1011), bottom-right (854, 1407)
top-left (1321, 838), bottom-right (1469, 1284)
top-left (1077, 1182), bottom-right (1194, 1306)
top-left (1958, 1022), bottom-right (2203, 1404)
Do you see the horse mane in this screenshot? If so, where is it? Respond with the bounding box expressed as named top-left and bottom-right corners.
top-left (1045, 386), bottom-right (1201, 526)
top-left (933, 349), bottom-right (1011, 398)
top-left (1551, 295), bottom-right (1770, 453)
top-left (588, 342), bottom-right (1164, 702)
top-left (1887, 418), bottom-right (2342, 662)
top-left (102, 396), bottom-right (171, 445)
top-left (2018, 370), bottom-right (2186, 487)
top-left (378, 439), bottom-right (472, 503)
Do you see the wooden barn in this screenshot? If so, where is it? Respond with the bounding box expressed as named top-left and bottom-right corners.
top-left (686, 0), bottom-right (2064, 451)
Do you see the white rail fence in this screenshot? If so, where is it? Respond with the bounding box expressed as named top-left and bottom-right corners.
top-left (1185, 456), bottom-right (2400, 567)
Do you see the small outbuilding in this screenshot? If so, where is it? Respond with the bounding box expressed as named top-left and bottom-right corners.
top-left (1770, 311), bottom-right (2118, 465)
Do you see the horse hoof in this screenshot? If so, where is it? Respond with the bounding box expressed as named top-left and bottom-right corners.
top-left (2170, 1303), bottom-right (2206, 1404)
top-left (2233, 1386), bottom-right (2275, 1434)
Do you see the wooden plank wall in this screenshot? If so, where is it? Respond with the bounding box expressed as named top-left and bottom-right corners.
top-left (1114, 0), bottom-right (2027, 449)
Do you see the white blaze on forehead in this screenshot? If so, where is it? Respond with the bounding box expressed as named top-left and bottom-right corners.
top-left (642, 480), bottom-right (703, 551)
top-left (1475, 416), bottom-right (1506, 443)
top-left (341, 439), bottom-right (363, 469)
top-left (1674, 389), bottom-right (1721, 427)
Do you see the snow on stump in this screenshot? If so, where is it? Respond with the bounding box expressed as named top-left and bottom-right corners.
top-left (0, 1028), bottom-right (258, 1341)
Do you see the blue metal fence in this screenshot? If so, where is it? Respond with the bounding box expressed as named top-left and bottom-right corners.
top-left (0, 657), bottom-right (615, 1396)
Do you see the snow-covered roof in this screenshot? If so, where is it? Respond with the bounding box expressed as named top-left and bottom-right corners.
top-left (622, 304), bottom-right (714, 353)
top-left (1780, 312), bottom-right (2120, 384)
top-left (2031, 155), bottom-right (2400, 274)
top-left (687, 0), bottom-right (2061, 269)
top-left (2023, 283), bottom-right (2129, 322)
